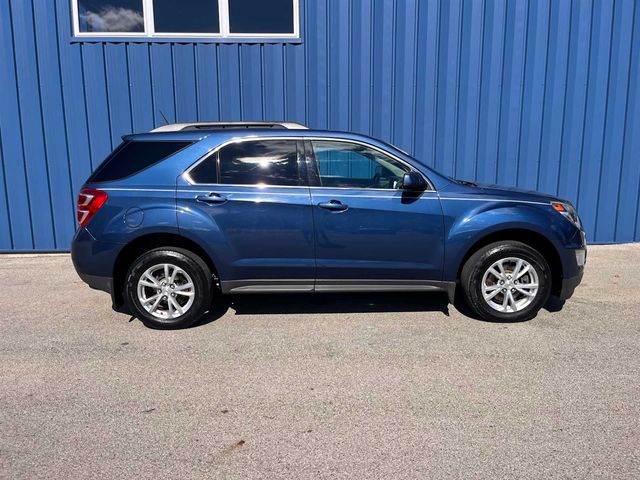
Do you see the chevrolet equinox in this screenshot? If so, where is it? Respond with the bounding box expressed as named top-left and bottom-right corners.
top-left (71, 122), bottom-right (586, 328)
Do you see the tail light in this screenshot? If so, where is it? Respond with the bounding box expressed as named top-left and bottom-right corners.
top-left (77, 188), bottom-right (108, 228)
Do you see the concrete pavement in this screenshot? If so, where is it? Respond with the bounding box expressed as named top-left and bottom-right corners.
top-left (1, 244), bottom-right (639, 479)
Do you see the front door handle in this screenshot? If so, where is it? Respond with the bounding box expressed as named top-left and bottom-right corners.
top-left (196, 192), bottom-right (228, 204)
top-left (318, 200), bottom-right (348, 212)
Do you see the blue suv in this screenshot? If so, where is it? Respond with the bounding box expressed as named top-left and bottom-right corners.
top-left (72, 122), bottom-right (586, 328)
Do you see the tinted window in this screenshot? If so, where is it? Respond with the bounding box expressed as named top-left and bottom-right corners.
top-left (229, 0), bottom-right (294, 34)
top-left (153, 0), bottom-right (220, 33)
top-left (78, 0), bottom-right (145, 33)
top-left (188, 153), bottom-right (218, 184)
top-left (311, 141), bottom-right (410, 189)
top-left (218, 140), bottom-right (300, 186)
top-left (89, 141), bottom-right (191, 182)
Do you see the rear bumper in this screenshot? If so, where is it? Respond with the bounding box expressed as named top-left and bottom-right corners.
top-left (71, 227), bottom-right (120, 304)
top-left (77, 272), bottom-right (113, 295)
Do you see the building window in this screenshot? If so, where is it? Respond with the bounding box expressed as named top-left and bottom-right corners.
top-left (72, 0), bottom-right (299, 39)
top-left (76, 0), bottom-right (145, 33)
top-left (154, 0), bottom-right (220, 34)
top-left (228, 0), bottom-right (294, 34)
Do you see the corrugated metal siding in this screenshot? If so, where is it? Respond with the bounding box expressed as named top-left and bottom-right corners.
top-left (0, 0), bottom-right (639, 251)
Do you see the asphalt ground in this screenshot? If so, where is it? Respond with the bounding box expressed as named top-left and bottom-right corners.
top-left (1, 244), bottom-right (639, 479)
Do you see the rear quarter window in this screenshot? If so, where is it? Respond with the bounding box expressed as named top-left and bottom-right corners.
top-left (88, 140), bottom-right (192, 183)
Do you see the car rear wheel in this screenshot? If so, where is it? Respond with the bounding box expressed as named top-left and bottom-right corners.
top-left (461, 241), bottom-right (551, 322)
top-left (125, 248), bottom-right (212, 329)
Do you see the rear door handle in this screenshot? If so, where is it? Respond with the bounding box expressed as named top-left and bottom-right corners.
top-left (196, 192), bottom-right (228, 204)
top-left (318, 200), bottom-right (348, 212)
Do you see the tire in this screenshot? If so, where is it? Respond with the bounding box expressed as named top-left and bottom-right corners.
top-left (124, 247), bottom-right (213, 329)
top-left (461, 241), bottom-right (551, 322)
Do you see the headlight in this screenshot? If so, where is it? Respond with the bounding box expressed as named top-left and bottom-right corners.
top-left (551, 201), bottom-right (582, 229)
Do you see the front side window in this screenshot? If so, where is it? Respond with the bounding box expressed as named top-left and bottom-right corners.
top-left (311, 141), bottom-right (411, 190)
top-left (72, 0), bottom-right (299, 38)
top-left (217, 140), bottom-right (301, 186)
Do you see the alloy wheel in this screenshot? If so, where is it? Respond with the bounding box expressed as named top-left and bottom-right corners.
top-left (481, 257), bottom-right (539, 313)
top-left (136, 263), bottom-right (196, 319)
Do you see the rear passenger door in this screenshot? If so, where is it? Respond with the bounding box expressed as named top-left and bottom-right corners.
top-left (176, 138), bottom-right (316, 293)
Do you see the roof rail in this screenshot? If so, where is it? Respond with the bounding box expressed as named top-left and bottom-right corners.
top-left (150, 121), bottom-right (308, 132)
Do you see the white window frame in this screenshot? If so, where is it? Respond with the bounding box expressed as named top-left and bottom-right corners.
top-left (71, 0), bottom-right (300, 39)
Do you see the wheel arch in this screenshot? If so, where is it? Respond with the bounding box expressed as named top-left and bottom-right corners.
top-left (455, 228), bottom-right (563, 296)
top-left (111, 232), bottom-right (219, 309)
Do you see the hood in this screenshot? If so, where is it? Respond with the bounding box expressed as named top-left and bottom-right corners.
top-left (441, 180), bottom-right (564, 204)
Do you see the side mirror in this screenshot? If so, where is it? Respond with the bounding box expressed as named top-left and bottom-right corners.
top-left (402, 172), bottom-right (427, 191)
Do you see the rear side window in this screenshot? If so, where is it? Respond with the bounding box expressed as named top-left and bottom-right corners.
top-left (216, 140), bottom-right (301, 186)
top-left (89, 140), bottom-right (192, 182)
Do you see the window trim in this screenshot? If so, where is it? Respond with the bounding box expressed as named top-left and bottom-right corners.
top-left (183, 136), bottom-right (435, 191)
top-left (71, 0), bottom-right (300, 40)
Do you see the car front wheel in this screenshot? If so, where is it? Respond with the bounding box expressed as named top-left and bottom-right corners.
top-left (461, 241), bottom-right (552, 322)
top-left (125, 248), bottom-right (213, 329)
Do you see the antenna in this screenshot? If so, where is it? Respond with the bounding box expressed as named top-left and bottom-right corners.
top-left (159, 110), bottom-right (169, 125)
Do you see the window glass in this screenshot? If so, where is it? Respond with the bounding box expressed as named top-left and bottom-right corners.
top-left (89, 141), bottom-right (192, 182)
top-left (153, 0), bottom-right (220, 33)
top-left (229, 0), bottom-right (294, 34)
top-left (218, 140), bottom-right (300, 186)
top-left (311, 141), bottom-right (410, 189)
top-left (74, 0), bottom-right (298, 37)
top-left (188, 153), bottom-right (218, 184)
top-left (77, 0), bottom-right (145, 33)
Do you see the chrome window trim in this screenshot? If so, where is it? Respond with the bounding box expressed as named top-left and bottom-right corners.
top-left (182, 136), bottom-right (436, 191)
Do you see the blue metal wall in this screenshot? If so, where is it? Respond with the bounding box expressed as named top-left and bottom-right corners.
top-left (0, 0), bottom-right (639, 251)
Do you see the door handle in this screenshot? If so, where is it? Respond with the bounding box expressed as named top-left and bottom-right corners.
top-left (318, 200), bottom-right (348, 212)
top-left (196, 192), bottom-right (228, 204)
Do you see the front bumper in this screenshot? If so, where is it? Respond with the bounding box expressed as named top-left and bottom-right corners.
top-left (557, 245), bottom-right (586, 300)
top-left (557, 268), bottom-right (584, 300)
